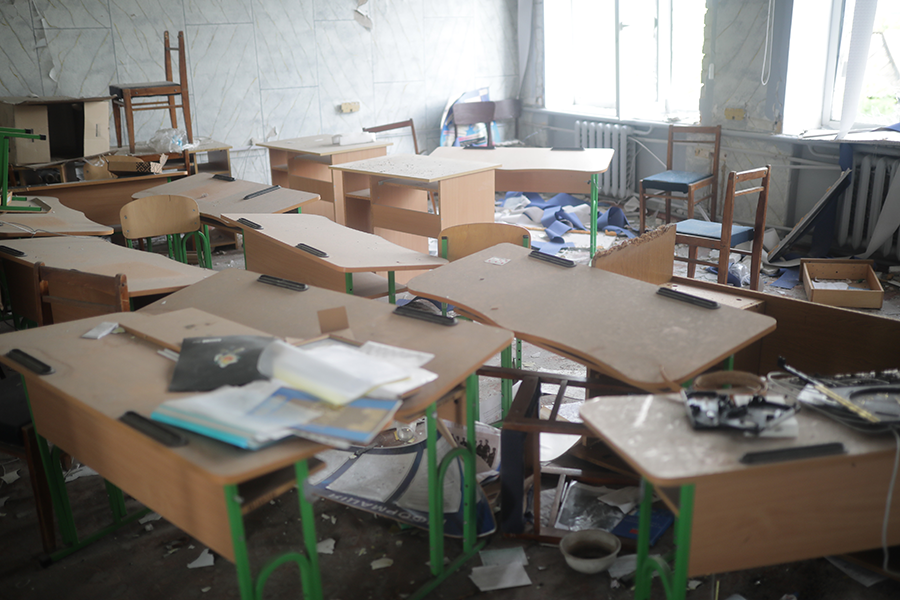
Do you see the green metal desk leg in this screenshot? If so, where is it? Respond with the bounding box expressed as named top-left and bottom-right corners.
top-left (388, 271), bottom-right (396, 304)
top-left (501, 345), bottom-right (513, 418)
top-left (411, 374), bottom-right (485, 600)
top-left (226, 461), bottom-right (323, 600)
top-left (590, 173), bottom-right (599, 258)
top-left (345, 273), bottom-right (353, 296)
top-left (634, 479), bottom-right (695, 600)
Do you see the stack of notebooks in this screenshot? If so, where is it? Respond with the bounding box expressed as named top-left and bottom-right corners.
top-left (151, 335), bottom-right (437, 450)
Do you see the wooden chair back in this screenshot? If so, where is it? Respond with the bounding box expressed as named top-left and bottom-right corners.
top-left (439, 223), bottom-right (531, 262)
top-left (363, 119), bottom-right (420, 154)
top-left (493, 98), bottom-right (522, 141)
top-left (38, 265), bottom-right (129, 325)
top-left (591, 225), bottom-right (676, 285)
top-left (666, 125), bottom-right (721, 174)
top-left (452, 101), bottom-right (496, 147)
top-left (119, 194), bottom-right (202, 240)
top-left (675, 166), bottom-right (771, 290)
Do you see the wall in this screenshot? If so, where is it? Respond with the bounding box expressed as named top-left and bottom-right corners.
top-left (0, 0), bottom-right (519, 182)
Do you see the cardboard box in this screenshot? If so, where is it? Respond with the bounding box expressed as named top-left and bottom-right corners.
top-left (801, 258), bottom-right (884, 309)
top-left (0, 96), bottom-right (110, 165)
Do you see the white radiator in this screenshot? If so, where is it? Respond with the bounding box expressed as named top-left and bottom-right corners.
top-left (574, 121), bottom-right (634, 199)
top-left (837, 153), bottom-right (900, 260)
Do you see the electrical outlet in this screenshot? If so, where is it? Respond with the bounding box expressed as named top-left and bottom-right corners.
top-left (340, 101), bottom-right (360, 113)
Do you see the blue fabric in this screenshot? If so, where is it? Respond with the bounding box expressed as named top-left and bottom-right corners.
top-left (531, 240), bottom-right (574, 255)
top-left (642, 170), bottom-right (712, 193)
top-left (597, 206), bottom-right (636, 238)
top-left (771, 267), bottom-right (800, 289)
top-left (525, 192), bottom-right (585, 209)
top-left (676, 219), bottom-right (754, 247)
top-left (541, 206), bottom-right (586, 231)
top-left (707, 265), bottom-right (742, 287)
top-left (544, 219), bottom-right (572, 242)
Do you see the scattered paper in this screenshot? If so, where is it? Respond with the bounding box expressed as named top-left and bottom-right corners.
top-left (479, 547), bottom-right (528, 567)
top-left (0, 496), bottom-right (9, 508)
top-left (321, 513), bottom-right (337, 525)
top-left (687, 579), bottom-right (703, 590)
top-left (1, 470), bottom-right (19, 485)
top-left (469, 563), bottom-right (531, 591)
top-left (81, 321), bottom-right (119, 339)
top-left (371, 557), bottom-right (393, 570)
top-left (599, 486), bottom-right (641, 514)
top-left (201, 587), bottom-right (211, 593)
top-left (139, 512), bottom-right (162, 524)
top-left (825, 555), bottom-right (887, 587)
top-left (187, 548), bottom-right (215, 569)
top-left (64, 465), bottom-right (98, 482)
top-left (316, 538), bottom-right (335, 554)
top-left (485, 257), bottom-right (511, 266)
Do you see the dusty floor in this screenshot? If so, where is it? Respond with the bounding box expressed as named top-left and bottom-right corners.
top-left (2, 230), bottom-right (900, 599)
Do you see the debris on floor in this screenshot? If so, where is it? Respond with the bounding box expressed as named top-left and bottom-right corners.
top-left (370, 557), bottom-right (393, 570)
top-left (316, 538), bottom-right (335, 554)
top-left (187, 548), bottom-right (214, 569)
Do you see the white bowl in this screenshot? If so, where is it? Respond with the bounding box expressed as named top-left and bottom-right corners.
top-left (559, 529), bottom-right (622, 574)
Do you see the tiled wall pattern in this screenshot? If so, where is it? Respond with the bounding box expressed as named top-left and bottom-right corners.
top-left (0, 0), bottom-right (519, 183)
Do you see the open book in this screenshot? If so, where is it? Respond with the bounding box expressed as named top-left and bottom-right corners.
top-left (151, 380), bottom-right (402, 450)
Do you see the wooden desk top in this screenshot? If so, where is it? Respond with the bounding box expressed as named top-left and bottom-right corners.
top-left (12, 170), bottom-right (188, 194)
top-left (258, 134), bottom-right (392, 156)
top-left (0, 196), bottom-right (114, 238)
top-left (580, 393), bottom-right (896, 486)
top-left (220, 213), bottom-right (448, 273)
top-left (430, 146), bottom-right (614, 173)
top-left (329, 153), bottom-right (500, 183)
top-left (140, 269), bottom-right (513, 420)
top-left (0, 308), bottom-right (324, 561)
top-left (407, 243), bottom-right (777, 391)
top-left (0, 236), bottom-right (211, 297)
top-left (130, 174), bottom-right (319, 226)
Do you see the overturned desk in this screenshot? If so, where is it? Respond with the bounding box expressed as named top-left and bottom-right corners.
top-left (329, 153), bottom-right (499, 254)
top-left (0, 196), bottom-right (113, 238)
top-left (0, 309), bottom-right (327, 599)
top-left (0, 236), bottom-right (210, 326)
top-left (259, 135), bottom-right (391, 220)
top-left (220, 212), bottom-right (447, 301)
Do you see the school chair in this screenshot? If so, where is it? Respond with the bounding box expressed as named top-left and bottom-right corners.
top-left (675, 165), bottom-right (771, 291)
top-left (452, 101), bottom-right (496, 148)
top-left (38, 265), bottom-right (130, 325)
top-left (109, 31), bottom-right (193, 154)
top-left (439, 223), bottom-right (531, 419)
top-left (638, 124), bottom-right (721, 233)
top-left (120, 194), bottom-right (212, 269)
top-left (363, 118), bottom-right (422, 154)
top-left (492, 98), bottom-right (522, 145)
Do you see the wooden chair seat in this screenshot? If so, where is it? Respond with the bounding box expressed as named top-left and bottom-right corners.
top-left (109, 31), bottom-right (193, 154)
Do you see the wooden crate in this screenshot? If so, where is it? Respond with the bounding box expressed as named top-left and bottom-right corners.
top-left (801, 258), bottom-right (883, 309)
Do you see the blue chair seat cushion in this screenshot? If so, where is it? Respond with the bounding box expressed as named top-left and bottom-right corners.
top-left (642, 170), bottom-right (713, 193)
top-left (676, 219), bottom-right (755, 247)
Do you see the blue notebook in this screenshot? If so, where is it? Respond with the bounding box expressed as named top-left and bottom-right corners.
top-left (610, 508), bottom-right (674, 546)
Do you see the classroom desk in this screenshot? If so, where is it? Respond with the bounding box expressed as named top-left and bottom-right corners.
top-left (11, 170), bottom-right (189, 227)
top-left (329, 154), bottom-right (499, 255)
top-left (220, 212), bottom-right (447, 301)
top-left (0, 236), bottom-right (210, 325)
top-left (407, 242), bottom-right (776, 392)
top-left (140, 268), bottom-right (515, 598)
top-left (259, 135), bottom-right (391, 220)
top-left (0, 196), bottom-right (113, 238)
top-left (131, 173), bottom-right (320, 229)
top-left (430, 146), bottom-right (615, 255)
top-left (0, 308), bottom-right (327, 599)
top-left (579, 393), bottom-right (900, 600)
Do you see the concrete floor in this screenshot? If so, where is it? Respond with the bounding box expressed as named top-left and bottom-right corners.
top-left (2, 240), bottom-right (900, 600)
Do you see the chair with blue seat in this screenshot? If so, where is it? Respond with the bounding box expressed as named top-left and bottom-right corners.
top-left (675, 165), bottom-right (771, 291)
top-left (638, 125), bottom-right (721, 233)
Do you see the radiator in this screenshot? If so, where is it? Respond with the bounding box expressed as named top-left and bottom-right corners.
top-left (574, 121), bottom-right (634, 199)
top-left (837, 153), bottom-right (900, 260)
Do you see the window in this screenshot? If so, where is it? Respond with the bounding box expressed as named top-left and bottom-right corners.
top-left (544, 0), bottom-right (706, 123)
top-left (825, 0), bottom-right (900, 129)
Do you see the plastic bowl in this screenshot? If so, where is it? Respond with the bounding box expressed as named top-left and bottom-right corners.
top-left (559, 529), bottom-right (622, 574)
